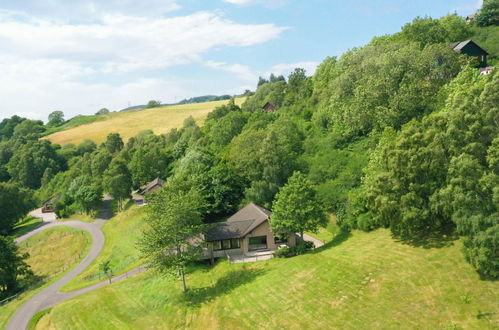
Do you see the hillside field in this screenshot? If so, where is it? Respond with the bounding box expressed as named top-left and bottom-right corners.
top-left (35, 229), bottom-right (498, 329)
top-left (44, 98), bottom-right (244, 145)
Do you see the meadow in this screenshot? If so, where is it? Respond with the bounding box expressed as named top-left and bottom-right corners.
top-left (44, 98), bottom-right (244, 146)
top-left (61, 206), bottom-right (147, 292)
top-left (0, 227), bottom-right (91, 329)
top-left (36, 229), bottom-right (498, 329)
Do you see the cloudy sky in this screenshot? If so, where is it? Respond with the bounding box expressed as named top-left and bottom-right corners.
top-left (0, 0), bottom-right (482, 121)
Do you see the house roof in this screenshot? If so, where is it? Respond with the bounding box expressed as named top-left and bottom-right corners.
top-left (43, 193), bottom-right (62, 205)
top-left (450, 40), bottom-right (489, 55)
top-left (205, 203), bottom-right (272, 241)
top-left (138, 177), bottom-right (165, 195)
top-left (262, 102), bottom-right (276, 111)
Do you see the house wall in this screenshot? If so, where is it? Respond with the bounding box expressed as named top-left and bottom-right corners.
top-left (243, 220), bottom-right (277, 252)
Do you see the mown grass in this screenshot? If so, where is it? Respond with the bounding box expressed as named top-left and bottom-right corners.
top-left (11, 217), bottom-right (43, 238)
top-left (0, 227), bottom-right (91, 329)
top-left (306, 214), bottom-right (338, 243)
top-left (59, 213), bottom-right (97, 223)
top-left (37, 229), bottom-right (498, 329)
top-left (61, 206), bottom-right (148, 292)
top-left (44, 98), bottom-right (244, 146)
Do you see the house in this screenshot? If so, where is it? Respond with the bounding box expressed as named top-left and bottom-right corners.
top-left (465, 12), bottom-right (477, 24)
top-left (262, 102), bottom-right (276, 112)
top-left (42, 193), bottom-right (62, 213)
top-left (203, 203), bottom-right (296, 260)
top-left (450, 40), bottom-right (489, 67)
top-left (137, 177), bottom-right (165, 195)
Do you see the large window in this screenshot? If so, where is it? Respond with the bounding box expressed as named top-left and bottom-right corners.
top-left (212, 239), bottom-right (241, 251)
top-left (248, 236), bottom-right (267, 251)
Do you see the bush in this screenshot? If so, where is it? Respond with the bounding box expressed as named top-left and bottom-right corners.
top-left (273, 242), bottom-right (314, 258)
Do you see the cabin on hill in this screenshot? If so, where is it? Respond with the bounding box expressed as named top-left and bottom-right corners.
top-left (42, 193), bottom-right (62, 213)
top-left (450, 40), bottom-right (489, 67)
top-left (203, 203), bottom-right (296, 261)
top-left (262, 102), bottom-right (276, 112)
top-left (137, 177), bottom-right (165, 195)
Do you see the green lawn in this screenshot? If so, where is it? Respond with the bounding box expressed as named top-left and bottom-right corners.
top-left (61, 206), bottom-right (148, 292)
top-left (60, 213), bottom-right (97, 223)
top-left (11, 217), bottom-right (43, 239)
top-left (306, 214), bottom-right (338, 243)
top-left (36, 229), bottom-right (498, 329)
top-left (0, 227), bottom-right (91, 329)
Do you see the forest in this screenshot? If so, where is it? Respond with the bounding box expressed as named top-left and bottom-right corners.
top-left (0, 14), bottom-right (497, 300)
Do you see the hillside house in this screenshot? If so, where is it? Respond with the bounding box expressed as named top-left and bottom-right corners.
top-left (450, 40), bottom-right (489, 67)
top-left (203, 203), bottom-right (296, 260)
top-left (262, 102), bottom-right (276, 112)
top-left (137, 177), bottom-right (165, 195)
top-left (42, 193), bottom-right (62, 213)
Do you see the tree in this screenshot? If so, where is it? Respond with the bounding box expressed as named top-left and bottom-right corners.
top-left (95, 108), bottom-right (110, 115)
top-left (270, 172), bottom-right (327, 240)
top-left (474, 0), bottom-right (499, 27)
top-left (104, 133), bottom-right (124, 154)
top-left (68, 176), bottom-right (103, 215)
top-left (103, 158), bottom-right (132, 210)
top-left (99, 260), bottom-right (113, 284)
top-left (146, 100), bottom-right (161, 108)
top-left (0, 183), bottom-right (34, 234)
top-left (139, 179), bottom-right (206, 292)
top-left (48, 111), bottom-right (65, 126)
top-left (0, 236), bottom-right (32, 298)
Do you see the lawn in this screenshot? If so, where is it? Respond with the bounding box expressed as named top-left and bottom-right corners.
top-left (306, 214), bottom-right (338, 243)
top-left (44, 98), bottom-right (244, 146)
top-left (61, 206), bottom-right (148, 292)
top-left (60, 213), bottom-right (97, 223)
top-left (0, 226), bottom-right (91, 329)
top-left (36, 229), bottom-right (498, 329)
top-left (11, 217), bottom-right (43, 239)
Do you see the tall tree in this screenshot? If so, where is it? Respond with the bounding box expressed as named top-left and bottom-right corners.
top-left (48, 111), bottom-right (65, 126)
top-left (270, 172), bottom-right (327, 240)
top-left (0, 236), bottom-right (32, 298)
top-left (0, 183), bottom-right (34, 234)
top-left (104, 133), bottom-right (124, 154)
top-left (139, 179), bottom-right (206, 292)
top-left (103, 158), bottom-right (132, 210)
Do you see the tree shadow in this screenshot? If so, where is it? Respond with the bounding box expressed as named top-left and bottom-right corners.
top-left (392, 225), bottom-right (458, 249)
top-left (182, 268), bottom-right (266, 306)
top-left (98, 198), bottom-right (114, 220)
top-left (312, 229), bottom-right (352, 253)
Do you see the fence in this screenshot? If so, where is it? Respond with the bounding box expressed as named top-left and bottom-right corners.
top-left (0, 294), bottom-right (19, 306)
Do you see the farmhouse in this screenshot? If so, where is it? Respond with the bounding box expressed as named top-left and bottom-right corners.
top-left (262, 102), bottom-right (276, 112)
top-left (204, 203), bottom-right (296, 260)
top-left (42, 193), bottom-right (62, 213)
top-left (450, 40), bottom-right (489, 67)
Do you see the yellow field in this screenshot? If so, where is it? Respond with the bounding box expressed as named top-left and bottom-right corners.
top-left (44, 98), bottom-right (244, 145)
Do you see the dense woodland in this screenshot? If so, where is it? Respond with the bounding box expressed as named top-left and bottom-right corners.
top-left (0, 14), bottom-right (498, 298)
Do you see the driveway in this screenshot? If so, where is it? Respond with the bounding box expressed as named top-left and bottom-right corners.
top-left (29, 208), bottom-right (57, 222)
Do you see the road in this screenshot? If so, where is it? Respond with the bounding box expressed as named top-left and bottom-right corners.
top-left (6, 197), bottom-right (143, 330)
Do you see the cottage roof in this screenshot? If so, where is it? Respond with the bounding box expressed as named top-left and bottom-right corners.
top-left (43, 193), bottom-right (62, 205)
top-left (450, 40), bottom-right (489, 55)
top-left (138, 177), bottom-right (165, 195)
top-left (205, 203), bottom-right (272, 241)
top-left (262, 102), bottom-right (276, 111)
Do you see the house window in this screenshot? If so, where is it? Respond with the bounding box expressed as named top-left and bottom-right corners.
top-left (212, 239), bottom-right (241, 251)
top-left (213, 241), bottom-right (222, 251)
top-left (248, 236), bottom-right (267, 251)
top-left (222, 240), bottom-right (231, 250)
top-left (231, 239), bottom-right (241, 249)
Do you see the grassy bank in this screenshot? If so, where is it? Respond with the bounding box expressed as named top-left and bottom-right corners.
top-left (0, 227), bottom-right (91, 329)
top-left (44, 98), bottom-right (244, 146)
top-left (37, 229), bottom-right (498, 329)
top-left (61, 206), bottom-right (147, 292)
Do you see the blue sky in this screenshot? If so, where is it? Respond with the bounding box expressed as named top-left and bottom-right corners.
top-left (0, 0), bottom-right (482, 120)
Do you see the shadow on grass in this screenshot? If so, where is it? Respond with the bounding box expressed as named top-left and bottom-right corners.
top-left (183, 268), bottom-right (266, 306)
top-left (312, 230), bottom-right (352, 253)
top-left (392, 225), bottom-right (458, 249)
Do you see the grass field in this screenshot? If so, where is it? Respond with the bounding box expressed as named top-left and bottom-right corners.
top-left (44, 98), bottom-right (244, 146)
top-left (61, 206), bottom-right (147, 292)
top-left (11, 217), bottom-right (43, 239)
top-left (36, 229), bottom-right (498, 329)
top-left (0, 227), bottom-right (91, 329)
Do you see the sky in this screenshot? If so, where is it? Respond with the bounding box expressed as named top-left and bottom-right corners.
top-left (0, 0), bottom-right (482, 121)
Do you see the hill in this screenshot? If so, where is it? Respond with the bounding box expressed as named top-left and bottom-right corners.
top-left (34, 229), bottom-right (499, 329)
top-left (44, 98), bottom-right (244, 145)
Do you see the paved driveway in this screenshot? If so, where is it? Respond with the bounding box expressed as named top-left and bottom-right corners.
top-left (29, 208), bottom-right (57, 222)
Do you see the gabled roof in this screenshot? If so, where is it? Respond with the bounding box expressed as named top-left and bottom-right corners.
top-left (262, 102), bottom-right (276, 111)
top-left (43, 193), bottom-right (62, 205)
top-left (450, 40), bottom-right (489, 55)
top-left (138, 177), bottom-right (165, 195)
top-left (205, 203), bottom-right (272, 241)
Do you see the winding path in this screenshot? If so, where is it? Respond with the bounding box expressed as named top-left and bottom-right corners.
top-left (6, 197), bottom-right (143, 330)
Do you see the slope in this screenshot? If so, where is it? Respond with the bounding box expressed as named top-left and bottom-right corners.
top-left (35, 229), bottom-right (498, 329)
top-left (44, 98), bottom-right (244, 146)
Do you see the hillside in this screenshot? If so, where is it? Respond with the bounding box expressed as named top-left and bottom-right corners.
top-left (44, 98), bottom-right (244, 145)
top-left (35, 229), bottom-right (499, 329)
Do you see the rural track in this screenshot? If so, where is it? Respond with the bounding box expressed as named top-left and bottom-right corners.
top-left (6, 197), bottom-right (144, 330)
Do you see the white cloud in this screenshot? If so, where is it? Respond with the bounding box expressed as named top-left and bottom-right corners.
top-left (0, 10), bottom-right (288, 119)
top-left (223, 0), bottom-right (287, 8)
top-left (205, 60), bottom-right (257, 83)
top-left (268, 61), bottom-right (319, 77)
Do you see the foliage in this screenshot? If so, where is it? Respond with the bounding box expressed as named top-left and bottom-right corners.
top-left (270, 172), bottom-right (327, 239)
top-left (95, 108), bottom-right (110, 115)
top-left (139, 178), bottom-right (207, 292)
top-left (0, 235), bottom-right (32, 299)
top-left (47, 111), bottom-right (65, 127)
top-left (273, 242), bottom-right (314, 258)
top-left (0, 183), bottom-right (35, 234)
top-left (474, 0), bottom-right (499, 27)
top-left (103, 158), bottom-right (132, 210)
top-left (103, 133), bottom-right (124, 154)
top-left (146, 100), bottom-right (161, 108)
